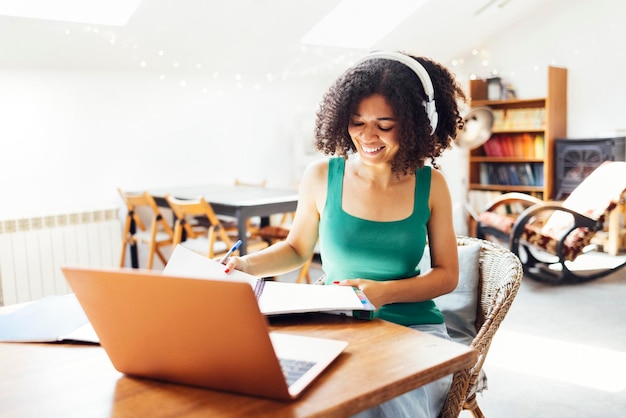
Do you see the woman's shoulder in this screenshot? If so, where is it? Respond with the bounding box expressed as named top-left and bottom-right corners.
top-left (300, 157), bottom-right (330, 187)
top-left (303, 157), bottom-right (331, 176)
top-left (428, 166), bottom-right (446, 183)
top-left (427, 167), bottom-right (452, 203)
top-left (298, 157), bottom-right (331, 211)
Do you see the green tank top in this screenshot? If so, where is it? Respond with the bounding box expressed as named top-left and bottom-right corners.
top-left (319, 157), bottom-right (444, 326)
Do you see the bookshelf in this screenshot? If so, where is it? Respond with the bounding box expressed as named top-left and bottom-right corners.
top-left (468, 66), bottom-right (567, 203)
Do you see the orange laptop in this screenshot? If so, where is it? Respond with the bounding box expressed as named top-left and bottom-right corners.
top-left (61, 267), bottom-right (348, 400)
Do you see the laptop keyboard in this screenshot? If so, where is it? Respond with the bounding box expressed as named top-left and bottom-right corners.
top-left (279, 358), bottom-right (316, 386)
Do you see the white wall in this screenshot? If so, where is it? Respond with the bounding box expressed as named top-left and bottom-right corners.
top-left (2, 0), bottom-right (625, 231)
top-left (0, 69), bottom-right (328, 217)
top-left (456, 0), bottom-right (626, 137)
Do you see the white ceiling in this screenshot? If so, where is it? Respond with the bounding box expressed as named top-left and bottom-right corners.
top-left (0, 0), bottom-right (563, 78)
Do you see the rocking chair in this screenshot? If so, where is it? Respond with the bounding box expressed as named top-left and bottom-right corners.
top-left (477, 161), bottom-right (626, 284)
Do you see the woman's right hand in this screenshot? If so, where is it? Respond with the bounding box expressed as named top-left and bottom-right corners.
top-left (222, 256), bottom-right (248, 274)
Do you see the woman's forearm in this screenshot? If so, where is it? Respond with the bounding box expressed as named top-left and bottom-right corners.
top-left (241, 240), bottom-right (312, 277)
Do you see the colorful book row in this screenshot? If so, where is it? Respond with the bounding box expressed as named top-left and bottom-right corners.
top-left (478, 162), bottom-right (544, 187)
top-left (481, 133), bottom-right (544, 158)
top-left (492, 107), bottom-right (546, 131)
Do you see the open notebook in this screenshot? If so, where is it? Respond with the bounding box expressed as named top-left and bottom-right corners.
top-left (0, 293), bottom-right (98, 343)
top-left (61, 266), bottom-right (348, 400)
top-left (163, 245), bottom-right (376, 319)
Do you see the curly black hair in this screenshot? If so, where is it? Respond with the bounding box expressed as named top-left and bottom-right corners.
top-left (314, 52), bottom-right (466, 175)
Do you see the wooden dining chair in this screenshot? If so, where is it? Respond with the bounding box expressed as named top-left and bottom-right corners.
top-left (165, 195), bottom-right (236, 259)
top-left (436, 236), bottom-right (523, 418)
top-left (118, 188), bottom-right (174, 269)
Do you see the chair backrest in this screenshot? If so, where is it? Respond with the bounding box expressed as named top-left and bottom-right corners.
top-left (234, 179), bottom-right (267, 188)
top-left (118, 188), bottom-right (174, 238)
top-left (543, 161), bottom-right (626, 236)
top-left (439, 236), bottom-right (523, 418)
top-left (165, 195), bottom-right (233, 258)
top-left (118, 188), bottom-right (175, 269)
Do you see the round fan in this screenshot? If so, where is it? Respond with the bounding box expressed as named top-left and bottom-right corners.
top-left (456, 106), bottom-right (494, 150)
top-left (454, 106), bottom-right (495, 233)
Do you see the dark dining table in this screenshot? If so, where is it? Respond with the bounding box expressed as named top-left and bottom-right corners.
top-left (149, 184), bottom-right (299, 255)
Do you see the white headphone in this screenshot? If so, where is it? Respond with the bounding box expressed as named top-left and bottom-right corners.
top-left (353, 51), bottom-right (438, 135)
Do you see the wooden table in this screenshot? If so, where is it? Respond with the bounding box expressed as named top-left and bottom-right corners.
top-left (149, 184), bottom-right (299, 255)
top-left (0, 313), bottom-right (477, 418)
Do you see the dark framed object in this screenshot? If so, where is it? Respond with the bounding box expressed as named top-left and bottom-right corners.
top-left (555, 137), bottom-right (626, 199)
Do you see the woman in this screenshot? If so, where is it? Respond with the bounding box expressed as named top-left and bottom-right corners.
top-left (224, 51), bottom-right (466, 417)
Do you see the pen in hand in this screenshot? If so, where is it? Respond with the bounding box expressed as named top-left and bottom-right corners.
top-left (219, 239), bottom-right (243, 271)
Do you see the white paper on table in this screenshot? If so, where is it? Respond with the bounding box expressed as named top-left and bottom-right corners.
top-left (163, 245), bottom-right (375, 316)
top-left (163, 245), bottom-right (258, 287)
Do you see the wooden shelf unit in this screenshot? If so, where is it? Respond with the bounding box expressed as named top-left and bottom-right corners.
top-left (468, 66), bottom-right (567, 201)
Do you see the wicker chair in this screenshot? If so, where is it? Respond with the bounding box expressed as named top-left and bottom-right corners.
top-left (438, 236), bottom-right (523, 418)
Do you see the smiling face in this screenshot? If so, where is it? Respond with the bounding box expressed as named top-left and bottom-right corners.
top-left (348, 94), bottom-right (400, 167)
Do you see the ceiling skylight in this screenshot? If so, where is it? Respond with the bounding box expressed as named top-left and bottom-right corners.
top-left (301, 0), bottom-right (428, 49)
top-left (0, 0), bottom-right (142, 26)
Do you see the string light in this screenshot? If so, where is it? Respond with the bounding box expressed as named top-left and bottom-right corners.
top-left (85, 14), bottom-right (587, 95)
top-left (60, 21), bottom-right (558, 97)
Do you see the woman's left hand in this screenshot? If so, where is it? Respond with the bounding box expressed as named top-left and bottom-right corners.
top-left (336, 279), bottom-right (387, 309)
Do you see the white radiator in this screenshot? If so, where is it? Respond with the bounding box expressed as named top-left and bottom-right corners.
top-left (0, 207), bottom-right (122, 306)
